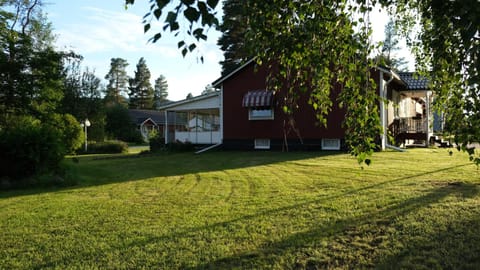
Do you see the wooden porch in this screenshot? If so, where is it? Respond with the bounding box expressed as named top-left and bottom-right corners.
top-left (389, 118), bottom-right (428, 146)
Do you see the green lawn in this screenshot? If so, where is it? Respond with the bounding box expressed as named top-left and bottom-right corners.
top-left (1, 149), bottom-right (479, 269)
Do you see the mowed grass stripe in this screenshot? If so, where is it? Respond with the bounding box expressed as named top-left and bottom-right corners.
top-left (0, 149), bottom-right (479, 269)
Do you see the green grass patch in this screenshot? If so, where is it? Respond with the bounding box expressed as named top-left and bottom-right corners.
top-left (1, 149), bottom-right (479, 269)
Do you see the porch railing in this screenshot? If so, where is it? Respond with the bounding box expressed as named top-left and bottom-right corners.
top-left (175, 131), bottom-right (221, 144)
top-left (390, 118), bottom-right (427, 135)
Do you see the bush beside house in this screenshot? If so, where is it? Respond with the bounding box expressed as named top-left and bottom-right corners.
top-left (0, 115), bottom-right (83, 189)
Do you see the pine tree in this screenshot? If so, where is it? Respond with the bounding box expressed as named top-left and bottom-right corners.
top-left (104, 58), bottom-right (129, 107)
top-left (380, 19), bottom-right (408, 71)
top-left (217, 0), bottom-right (250, 76)
top-left (128, 57), bottom-right (154, 109)
top-left (153, 75), bottom-right (168, 108)
top-left (201, 84), bottom-right (215, 95)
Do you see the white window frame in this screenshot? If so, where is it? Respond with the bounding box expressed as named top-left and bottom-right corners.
top-left (249, 108), bottom-right (274, 120)
top-left (322, 138), bottom-right (341, 150)
top-left (254, 139), bottom-right (271, 149)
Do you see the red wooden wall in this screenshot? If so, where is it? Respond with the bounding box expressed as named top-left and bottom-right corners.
top-left (221, 62), bottom-right (346, 143)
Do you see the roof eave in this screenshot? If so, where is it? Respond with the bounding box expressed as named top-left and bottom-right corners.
top-left (157, 91), bottom-right (220, 110)
top-left (141, 117), bottom-right (158, 126)
top-left (376, 66), bottom-right (406, 86)
top-left (211, 58), bottom-right (256, 88)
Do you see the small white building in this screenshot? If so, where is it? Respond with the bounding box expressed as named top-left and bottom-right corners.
top-left (158, 91), bottom-right (222, 145)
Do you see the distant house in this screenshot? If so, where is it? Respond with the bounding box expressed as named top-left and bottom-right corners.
top-left (128, 109), bottom-right (180, 141)
top-left (161, 59), bottom-right (435, 150)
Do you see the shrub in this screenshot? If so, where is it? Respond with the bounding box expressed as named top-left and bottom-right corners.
top-left (0, 116), bottom-right (66, 180)
top-left (149, 134), bottom-right (165, 152)
top-left (50, 113), bottom-right (83, 154)
top-left (105, 105), bottom-right (143, 143)
top-left (84, 141), bottom-right (128, 154)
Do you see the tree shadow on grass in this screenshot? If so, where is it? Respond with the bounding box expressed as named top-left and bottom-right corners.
top-left (97, 164), bottom-right (476, 269)
top-left (0, 150), bottom-right (344, 198)
top-left (375, 183), bottom-right (480, 269)
top-left (177, 181), bottom-right (479, 269)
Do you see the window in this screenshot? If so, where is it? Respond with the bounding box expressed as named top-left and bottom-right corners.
top-left (254, 139), bottom-right (270, 149)
top-left (322, 138), bottom-right (340, 150)
top-left (249, 108), bottom-right (274, 120)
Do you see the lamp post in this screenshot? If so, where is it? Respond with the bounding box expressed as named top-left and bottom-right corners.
top-left (80, 118), bottom-right (91, 152)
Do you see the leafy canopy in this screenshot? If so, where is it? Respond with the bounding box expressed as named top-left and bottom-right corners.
top-left (126, 0), bottom-right (480, 165)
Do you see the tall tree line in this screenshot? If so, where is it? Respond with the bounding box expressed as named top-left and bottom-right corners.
top-left (0, 0), bottom-right (85, 181)
top-left (104, 57), bottom-right (169, 110)
top-left (0, 0), bottom-right (172, 183)
top-left (62, 54), bottom-right (105, 142)
top-left (217, 0), bottom-right (250, 76)
top-left (0, 0), bottom-right (62, 121)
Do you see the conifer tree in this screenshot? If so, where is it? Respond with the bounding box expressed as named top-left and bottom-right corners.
top-left (201, 84), bottom-right (215, 95)
top-left (128, 57), bottom-right (154, 109)
top-left (104, 58), bottom-right (129, 107)
top-left (217, 0), bottom-right (250, 76)
top-left (153, 74), bottom-right (168, 107)
top-left (379, 19), bottom-right (408, 71)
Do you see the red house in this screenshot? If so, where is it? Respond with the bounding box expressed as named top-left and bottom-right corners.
top-left (212, 59), bottom-right (346, 150)
top-left (162, 59), bottom-right (434, 151)
top-left (212, 59), bottom-right (433, 151)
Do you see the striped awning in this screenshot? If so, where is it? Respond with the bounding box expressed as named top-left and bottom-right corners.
top-left (242, 90), bottom-right (273, 107)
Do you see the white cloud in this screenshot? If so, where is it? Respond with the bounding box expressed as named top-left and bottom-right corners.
top-left (48, 2), bottom-right (223, 101)
top-left (54, 6), bottom-right (178, 58)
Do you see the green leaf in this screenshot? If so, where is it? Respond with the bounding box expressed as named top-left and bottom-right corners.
top-left (181, 0), bottom-right (195, 5)
top-left (156, 0), bottom-right (169, 9)
top-left (207, 0), bottom-right (219, 9)
top-left (177, 41), bottom-right (185, 48)
top-left (151, 33), bottom-right (161, 43)
top-left (184, 7), bottom-right (200, 22)
top-left (153, 9), bottom-right (162, 19)
top-left (144, 23), bottom-right (151, 33)
top-left (181, 48), bottom-right (188, 57)
top-left (193, 28), bottom-right (203, 36)
top-left (197, 1), bottom-right (208, 22)
top-left (193, 28), bottom-right (206, 40)
top-left (165, 11), bottom-right (177, 24)
top-left (170, 22), bottom-right (180, 31)
top-left (188, 43), bottom-right (196, 52)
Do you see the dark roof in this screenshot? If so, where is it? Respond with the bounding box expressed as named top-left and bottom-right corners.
top-left (211, 60), bottom-right (431, 92)
top-left (128, 109), bottom-right (174, 125)
top-left (398, 72), bottom-right (430, 90)
top-left (211, 58), bottom-right (256, 87)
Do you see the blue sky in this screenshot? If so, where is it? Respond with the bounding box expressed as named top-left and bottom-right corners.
top-left (44, 1), bottom-right (411, 101)
top-left (45, 0), bottom-right (223, 101)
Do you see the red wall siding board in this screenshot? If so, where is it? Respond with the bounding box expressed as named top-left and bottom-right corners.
top-left (222, 62), bottom-right (347, 141)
